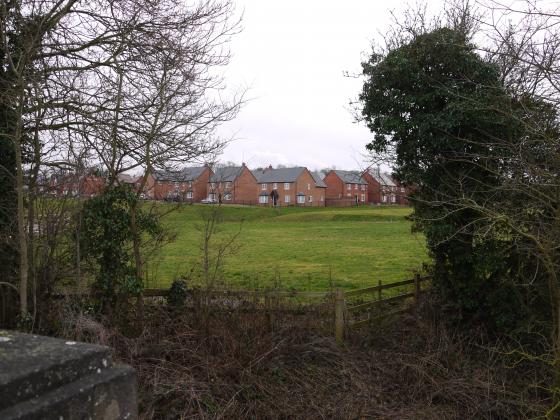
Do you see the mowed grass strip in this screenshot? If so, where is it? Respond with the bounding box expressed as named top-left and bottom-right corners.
top-left (149, 204), bottom-right (428, 291)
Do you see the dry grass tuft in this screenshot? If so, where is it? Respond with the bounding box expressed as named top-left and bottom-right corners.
top-left (56, 296), bottom-right (550, 419)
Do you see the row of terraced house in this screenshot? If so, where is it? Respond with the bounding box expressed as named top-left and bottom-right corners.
top-left (48, 163), bottom-right (409, 206)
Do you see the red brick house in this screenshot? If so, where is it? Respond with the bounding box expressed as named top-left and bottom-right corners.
top-left (251, 166), bottom-right (326, 207)
top-left (362, 169), bottom-right (408, 205)
top-left (144, 166), bottom-right (211, 201)
top-left (208, 163), bottom-right (258, 204)
top-left (361, 170), bottom-right (381, 204)
top-left (323, 170), bottom-right (368, 205)
top-left (49, 171), bottom-right (105, 197)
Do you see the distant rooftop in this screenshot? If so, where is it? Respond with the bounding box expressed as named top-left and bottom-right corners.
top-left (153, 166), bottom-right (207, 182)
top-left (332, 170), bottom-right (368, 185)
top-left (311, 171), bottom-right (326, 188)
top-left (210, 166), bottom-right (244, 183)
top-left (369, 169), bottom-right (396, 187)
top-left (251, 167), bottom-right (306, 183)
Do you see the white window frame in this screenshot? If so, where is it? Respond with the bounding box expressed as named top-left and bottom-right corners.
top-left (186, 191), bottom-right (193, 199)
top-left (188, 181), bottom-right (193, 188)
top-left (273, 182), bottom-right (278, 189)
top-left (320, 195), bottom-right (324, 202)
top-left (284, 183), bottom-right (290, 190)
top-left (210, 182), bottom-right (216, 189)
top-left (361, 194), bottom-right (365, 202)
top-left (354, 184), bottom-right (358, 190)
top-left (284, 195), bottom-right (291, 204)
top-left (224, 193), bottom-right (232, 201)
top-left (361, 185), bottom-right (366, 191)
top-left (225, 182), bottom-right (231, 189)
top-left (261, 183), bottom-right (267, 190)
top-left (346, 184), bottom-right (351, 190)
top-left (259, 195), bottom-right (269, 204)
top-left (297, 195), bottom-right (305, 204)
top-left (307, 183), bottom-right (311, 190)
top-left (308, 195), bottom-right (313, 203)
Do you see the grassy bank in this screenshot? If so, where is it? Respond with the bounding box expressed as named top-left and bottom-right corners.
top-left (148, 204), bottom-right (428, 290)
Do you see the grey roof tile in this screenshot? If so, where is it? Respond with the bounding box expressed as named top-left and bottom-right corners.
top-left (210, 166), bottom-right (244, 182)
top-left (369, 169), bottom-right (396, 186)
top-left (333, 170), bottom-right (368, 185)
top-left (251, 167), bottom-right (306, 183)
top-left (311, 171), bottom-right (327, 188)
top-left (153, 166), bottom-right (207, 182)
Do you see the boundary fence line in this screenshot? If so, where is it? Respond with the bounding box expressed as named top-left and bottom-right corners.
top-left (140, 274), bottom-right (431, 343)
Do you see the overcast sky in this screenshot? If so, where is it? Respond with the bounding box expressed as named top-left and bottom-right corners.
top-left (216, 1), bottom-right (432, 171)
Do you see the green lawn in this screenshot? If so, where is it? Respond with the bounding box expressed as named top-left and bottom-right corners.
top-left (148, 204), bottom-right (428, 291)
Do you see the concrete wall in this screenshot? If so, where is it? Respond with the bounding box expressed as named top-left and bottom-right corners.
top-left (0, 330), bottom-right (137, 420)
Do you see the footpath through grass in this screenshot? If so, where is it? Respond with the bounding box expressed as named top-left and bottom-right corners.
top-left (149, 204), bottom-right (428, 291)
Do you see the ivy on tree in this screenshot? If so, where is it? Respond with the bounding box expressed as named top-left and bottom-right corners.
top-left (359, 28), bottom-right (538, 329)
top-left (82, 185), bottom-right (161, 310)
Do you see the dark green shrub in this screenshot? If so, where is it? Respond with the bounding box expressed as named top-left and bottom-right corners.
top-left (167, 278), bottom-right (189, 310)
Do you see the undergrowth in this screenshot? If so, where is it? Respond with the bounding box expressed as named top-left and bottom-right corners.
top-left (53, 296), bottom-right (550, 419)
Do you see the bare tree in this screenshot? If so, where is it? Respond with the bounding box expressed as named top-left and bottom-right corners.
top-left (0, 0), bottom-right (243, 321)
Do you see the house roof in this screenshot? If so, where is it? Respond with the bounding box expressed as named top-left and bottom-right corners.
top-left (210, 166), bottom-right (244, 183)
top-left (311, 171), bottom-right (327, 188)
top-left (117, 173), bottom-right (138, 184)
top-left (251, 167), bottom-right (306, 183)
top-left (153, 166), bottom-right (207, 182)
top-left (369, 170), bottom-right (397, 187)
top-left (333, 170), bottom-right (368, 185)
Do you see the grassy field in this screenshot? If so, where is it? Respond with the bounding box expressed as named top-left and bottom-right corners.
top-left (148, 204), bottom-right (428, 291)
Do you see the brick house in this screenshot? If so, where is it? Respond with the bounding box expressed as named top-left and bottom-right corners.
top-left (251, 166), bottom-right (326, 207)
top-left (361, 170), bottom-right (382, 204)
top-left (362, 169), bottom-right (406, 204)
top-left (323, 170), bottom-right (368, 205)
top-left (49, 170), bottom-right (105, 197)
top-left (393, 179), bottom-right (410, 205)
top-left (144, 166), bottom-right (211, 201)
top-left (311, 171), bottom-right (327, 203)
top-left (117, 173), bottom-right (138, 186)
top-left (208, 163), bottom-right (258, 204)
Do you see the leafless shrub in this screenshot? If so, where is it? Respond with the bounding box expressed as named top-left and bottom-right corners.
top-left (47, 296), bottom-right (548, 419)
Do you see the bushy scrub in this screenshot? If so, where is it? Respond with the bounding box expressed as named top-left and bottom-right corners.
top-left (82, 185), bottom-right (162, 311)
top-left (167, 278), bottom-right (189, 310)
top-left (360, 28), bottom-right (552, 331)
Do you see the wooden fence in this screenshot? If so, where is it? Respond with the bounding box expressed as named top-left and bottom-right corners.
top-left (138, 274), bottom-right (430, 343)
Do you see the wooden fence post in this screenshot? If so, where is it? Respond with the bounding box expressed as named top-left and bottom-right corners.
top-left (414, 274), bottom-right (421, 317)
top-left (377, 279), bottom-right (382, 318)
top-left (334, 289), bottom-right (345, 344)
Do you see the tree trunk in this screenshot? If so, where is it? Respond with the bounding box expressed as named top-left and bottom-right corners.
top-left (130, 201), bottom-right (144, 325)
top-left (14, 97), bottom-right (28, 318)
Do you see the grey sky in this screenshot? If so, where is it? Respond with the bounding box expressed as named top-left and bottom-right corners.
top-left (217, 1), bottom-right (415, 171)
